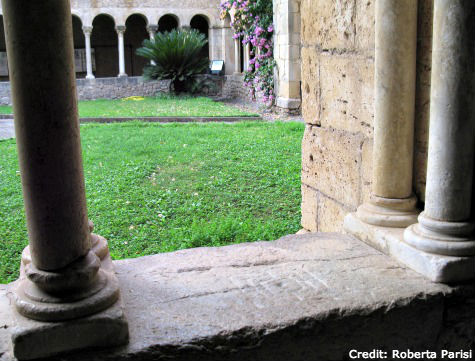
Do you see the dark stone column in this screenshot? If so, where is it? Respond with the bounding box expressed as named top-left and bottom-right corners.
top-left (2, 0), bottom-right (128, 359)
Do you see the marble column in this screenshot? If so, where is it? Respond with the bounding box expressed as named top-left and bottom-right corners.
top-left (1, 0), bottom-right (128, 358)
top-left (234, 37), bottom-right (241, 73)
top-left (243, 42), bottom-right (250, 71)
top-left (116, 25), bottom-right (127, 77)
top-left (147, 24), bottom-right (158, 40)
top-left (356, 0), bottom-right (419, 227)
top-left (404, 0), bottom-right (475, 266)
top-left (147, 24), bottom-right (158, 65)
top-left (82, 25), bottom-right (95, 79)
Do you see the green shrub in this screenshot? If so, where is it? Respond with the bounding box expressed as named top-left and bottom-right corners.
top-left (136, 29), bottom-right (211, 94)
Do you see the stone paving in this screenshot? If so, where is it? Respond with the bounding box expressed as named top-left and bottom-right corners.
top-left (0, 120), bottom-right (14, 140)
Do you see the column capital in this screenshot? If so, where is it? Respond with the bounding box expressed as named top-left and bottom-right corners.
top-left (115, 25), bottom-right (126, 34)
top-left (147, 24), bottom-right (158, 32)
top-left (82, 25), bottom-right (93, 35)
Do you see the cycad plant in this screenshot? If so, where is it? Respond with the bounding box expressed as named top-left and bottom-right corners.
top-left (136, 29), bottom-right (210, 94)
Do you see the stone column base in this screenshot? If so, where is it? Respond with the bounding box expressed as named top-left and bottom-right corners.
top-left (356, 195), bottom-right (419, 228)
top-left (276, 97), bottom-right (301, 110)
top-left (9, 233), bottom-right (129, 360)
top-left (9, 294), bottom-right (128, 360)
top-left (344, 213), bottom-right (475, 283)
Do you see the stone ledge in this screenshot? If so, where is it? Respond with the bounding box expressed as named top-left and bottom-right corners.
top-left (344, 213), bottom-right (475, 283)
top-left (1, 233), bottom-right (473, 361)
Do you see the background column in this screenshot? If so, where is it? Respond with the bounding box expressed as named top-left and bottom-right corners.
top-left (234, 37), bottom-right (241, 74)
top-left (147, 24), bottom-right (158, 65)
top-left (356, 0), bottom-right (419, 227)
top-left (116, 25), bottom-right (127, 77)
top-left (82, 25), bottom-right (95, 79)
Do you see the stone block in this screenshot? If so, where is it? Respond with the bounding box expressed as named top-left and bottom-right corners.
top-left (301, 0), bottom-right (355, 50)
top-left (301, 46), bottom-right (320, 124)
top-left (361, 138), bottom-right (373, 204)
top-left (317, 193), bottom-right (349, 233)
top-left (301, 184), bottom-right (318, 231)
top-left (302, 125), bottom-right (364, 208)
top-left (319, 54), bottom-right (374, 137)
top-left (355, 0), bottom-right (375, 54)
top-left (277, 81), bottom-right (301, 100)
top-left (9, 296), bottom-right (129, 360)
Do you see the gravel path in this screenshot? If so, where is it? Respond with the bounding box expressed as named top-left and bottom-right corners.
top-left (0, 120), bottom-right (14, 140)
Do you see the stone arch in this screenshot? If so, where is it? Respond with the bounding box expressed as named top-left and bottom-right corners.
top-left (0, 15), bottom-right (8, 81)
top-left (158, 14), bottom-right (179, 32)
top-left (124, 13), bottom-right (149, 76)
top-left (190, 14), bottom-right (210, 60)
top-left (91, 14), bottom-right (118, 78)
top-left (71, 15), bottom-right (87, 79)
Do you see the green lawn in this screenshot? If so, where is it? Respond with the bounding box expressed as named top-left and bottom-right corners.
top-left (0, 95), bottom-right (257, 117)
top-left (0, 121), bottom-right (304, 283)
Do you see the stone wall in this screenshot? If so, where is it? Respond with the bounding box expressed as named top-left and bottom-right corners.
top-left (0, 75), bottom-right (243, 105)
top-left (300, 0), bottom-right (432, 232)
top-left (221, 74), bottom-right (249, 100)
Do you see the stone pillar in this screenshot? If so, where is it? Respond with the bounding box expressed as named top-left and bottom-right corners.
top-left (147, 24), bottom-right (158, 40)
top-left (274, 0), bottom-right (301, 110)
top-left (147, 24), bottom-right (158, 65)
top-left (355, 0), bottom-right (419, 227)
top-left (116, 25), bottom-right (127, 77)
top-left (234, 37), bottom-right (241, 73)
top-left (221, 19), bottom-right (234, 75)
top-left (1, 0), bottom-right (128, 358)
top-left (403, 0), bottom-right (475, 281)
top-left (243, 42), bottom-right (251, 71)
top-left (82, 25), bottom-right (95, 79)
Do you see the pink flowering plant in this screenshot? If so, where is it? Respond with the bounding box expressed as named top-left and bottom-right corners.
top-left (220, 0), bottom-right (275, 105)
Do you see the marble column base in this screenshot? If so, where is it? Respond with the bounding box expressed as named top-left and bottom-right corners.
top-left (9, 232), bottom-right (129, 360)
top-left (344, 213), bottom-right (475, 283)
top-left (117, 73), bottom-right (128, 78)
top-left (85, 74), bottom-right (95, 80)
top-left (356, 194), bottom-right (419, 228)
top-left (404, 212), bottom-right (475, 257)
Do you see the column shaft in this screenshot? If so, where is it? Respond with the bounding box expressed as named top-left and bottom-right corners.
top-left (404, 0), bottom-right (475, 259)
top-left (147, 25), bottom-right (158, 66)
top-left (3, 0), bottom-right (90, 270)
top-left (356, 0), bottom-right (419, 227)
top-left (83, 26), bottom-right (95, 80)
top-left (424, 0), bottom-right (475, 222)
top-left (373, 0), bottom-right (417, 198)
top-left (244, 43), bottom-right (250, 71)
top-left (234, 38), bottom-right (241, 73)
top-left (116, 26), bottom-right (127, 77)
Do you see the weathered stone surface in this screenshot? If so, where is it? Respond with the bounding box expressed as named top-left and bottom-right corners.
top-left (317, 194), bottom-right (350, 233)
top-left (360, 138), bottom-right (373, 204)
top-left (301, 0), bottom-right (355, 50)
top-left (319, 54), bottom-right (374, 137)
top-left (302, 124), bottom-right (364, 208)
top-left (345, 213), bottom-right (475, 283)
top-left (354, 0), bottom-right (375, 54)
top-left (301, 46), bottom-right (320, 124)
top-left (2, 233), bottom-right (473, 361)
top-left (300, 184), bottom-right (317, 230)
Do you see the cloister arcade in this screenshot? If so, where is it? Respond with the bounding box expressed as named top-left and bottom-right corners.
top-left (0, 6), bottom-right (241, 80)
